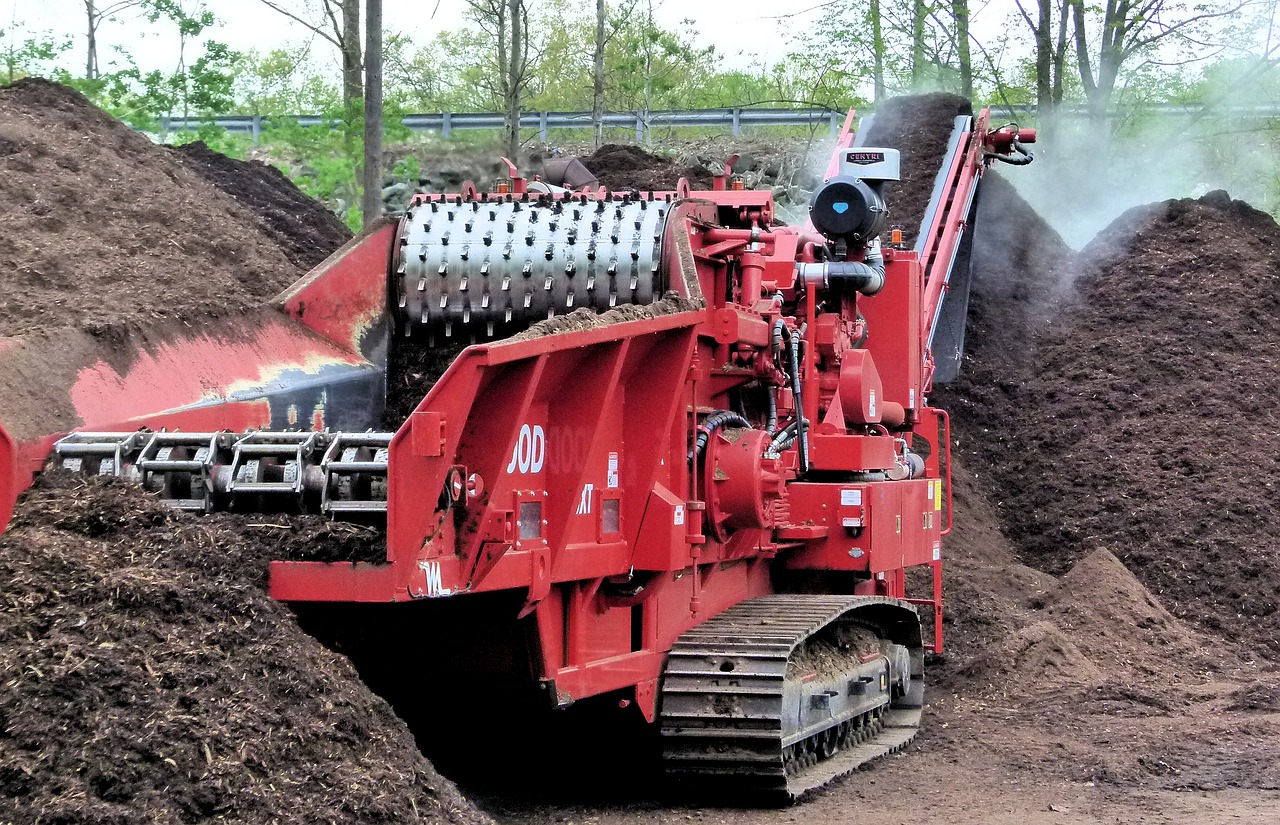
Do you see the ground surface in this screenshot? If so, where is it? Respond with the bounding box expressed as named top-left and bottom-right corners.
top-left (173, 140), bottom-right (351, 271)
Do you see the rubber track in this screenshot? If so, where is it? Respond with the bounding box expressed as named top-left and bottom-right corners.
top-left (660, 594), bottom-right (922, 803)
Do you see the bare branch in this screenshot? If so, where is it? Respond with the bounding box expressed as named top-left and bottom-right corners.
top-left (1125, 1), bottom-right (1254, 55)
top-left (761, 0), bottom-right (843, 21)
top-left (253, 0), bottom-right (342, 48)
top-left (321, 0), bottom-right (344, 47)
top-left (1013, 0), bottom-right (1038, 32)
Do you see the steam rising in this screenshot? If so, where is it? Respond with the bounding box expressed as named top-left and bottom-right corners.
top-left (1005, 106), bottom-right (1280, 249)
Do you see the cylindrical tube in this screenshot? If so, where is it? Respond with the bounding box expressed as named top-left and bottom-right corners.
top-left (795, 246), bottom-right (885, 296)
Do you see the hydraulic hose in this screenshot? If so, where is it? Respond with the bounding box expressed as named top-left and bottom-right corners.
top-left (768, 418), bottom-right (809, 454)
top-left (771, 318), bottom-right (787, 371)
top-left (688, 411), bottom-right (751, 465)
top-left (788, 332), bottom-right (810, 473)
top-left (990, 139), bottom-right (1034, 165)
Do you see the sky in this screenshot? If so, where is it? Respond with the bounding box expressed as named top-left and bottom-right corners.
top-left (12, 0), bottom-right (1019, 79)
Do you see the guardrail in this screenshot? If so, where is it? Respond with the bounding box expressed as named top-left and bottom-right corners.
top-left (158, 107), bottom-right (846, 143)
top-left (156, 102), bottom-right (1280, 144)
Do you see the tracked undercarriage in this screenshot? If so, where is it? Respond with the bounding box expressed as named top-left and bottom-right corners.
top-left (661, 595), bottom-right (924, 802)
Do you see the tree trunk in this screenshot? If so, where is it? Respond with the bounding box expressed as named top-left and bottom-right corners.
top-left (642, 0), bottom-right (653, 143)
top-left (362, 0), bottom-right (383, 228)
top-left (911, 0), bottom-right (927, 89)
top-left (1034, 0), bottom-right (1052, 113)
top-left (871, 0), bottom-right (885, 101)
top-left (86, 2), bottom-right (97, 79)
top-left (952, 0), bottom-right (971, 98)
top-left (592, 0), bottom-right (606, 146)
top-left (504, 0), bottom-right (523, 160)
top-left (1052, 0), bottom-right (1068, 105)
top-left (342, 0), bottom-right (363, 111)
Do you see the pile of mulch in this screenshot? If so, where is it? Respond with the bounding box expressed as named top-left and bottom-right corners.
top-left (0, 78), bottom-right (331, 338)
top-left (174, 141), bottom-right (352, 271)
top-left (940, 190), bottom-right (1280, 654)
top-left (581, 144), bottom-right (710, 192)
top-left (383, 339), bottom-right (467, 427)
top-left (509, 293), bottom-right (701, 342)
top-left (860, 93), bottom-right (974, 247)
top-left (0, 475), bottom-right (490, 824)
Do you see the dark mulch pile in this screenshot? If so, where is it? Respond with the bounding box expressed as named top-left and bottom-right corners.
top-left (938, 190), bottom-right (1280, 653)
top-left (174, 141), bottom-right (351, 272)
top-left (0, 476), bottom-right (490, 824)
top-left (581, 144), bottom-right (710, 192)
top-left (861, 93), bottom-right (974, 247)
top-left (0, 79), bottom-right (310, 338)
top-left (383, 339), bottom-right (468, 428)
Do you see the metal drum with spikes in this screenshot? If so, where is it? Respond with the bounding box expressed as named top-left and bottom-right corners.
top-left (395, 195), bottom-right (668, 339)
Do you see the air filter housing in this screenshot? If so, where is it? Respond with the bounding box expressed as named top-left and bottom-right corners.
top-left (809, 147), bottom-right (900, 245)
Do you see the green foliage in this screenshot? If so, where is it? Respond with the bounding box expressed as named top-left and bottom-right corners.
top-left (257, 106), bottom-right (369, 229)
top-left (379, 1), bottom-right (846, 118)
top-left (234, 46), bottom-right (341, 115)
top-left (7, 0), bottom-right (1280, 226)
top-left (0, 25), bottom-right (71, 84)
top-left (392, 155), bottom-right (421, 183)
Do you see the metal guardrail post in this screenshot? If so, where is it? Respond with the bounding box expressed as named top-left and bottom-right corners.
top-left (442, 112), bottom-right (452, 139)
top-left (732, 108), bottom-right (741, 136)
top-left (829, 112), bottom-right (840, 138)
top-left (251, 115), bottom-right (262, 145)
top-left (539, 111), bottom-right (548, 142)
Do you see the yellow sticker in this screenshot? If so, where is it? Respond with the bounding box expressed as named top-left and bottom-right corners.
top-left (935, 479), bottom-right (943, 511)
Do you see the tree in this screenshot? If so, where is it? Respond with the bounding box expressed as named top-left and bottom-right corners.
top-left (233, 46), bottom-right (341, 115)
top-left (590, 0), bottom-right (638, 145)
top-left (384, 33), bottom-right (441, 109)
top-left (362, 0), bottom-right (383, 228)
top-left (142, 1), bottom-right (230, 121)
top-left (911, 0), bottom-right (928, 88)
top-left (871, 0), bottom-right (886, 99)
top-left (952, 0), bottom-right (972, 98)
top-left (0, 26), bottom-right (71, 85)
top-left (1067, 0), bottom-right (1258, 129)
top-left (593, 0), bottom-right (606, 144)
top-left (254, 0), bottom-right (362, 111)
top-left (466, 0), bottom-right (533, 158)
top-left (504, 0), bottom-right (528, 159)
top-left (84, 1), bottom-right (144, 80)
top-left (1014, 0), bottom-right (1070, 137)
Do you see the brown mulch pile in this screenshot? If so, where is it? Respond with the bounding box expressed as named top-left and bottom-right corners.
top-left (860, 93), bottom-right (974, 247)
top-left (173, 141), bottom-right (351, 272)
top-left (0, 79), bottom-right (355, 443)
top-left (581, 144), bottom-right (711, 192)
top-left (939, 189), bottom-right (1280, 654)
top-left (0, 79), bottom-right (327, 338)
top-left (0, 476), bottom-right (490, 825)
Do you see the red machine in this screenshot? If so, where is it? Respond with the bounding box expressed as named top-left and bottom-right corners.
top-left (12, 109), bottom-right (1034, 801)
